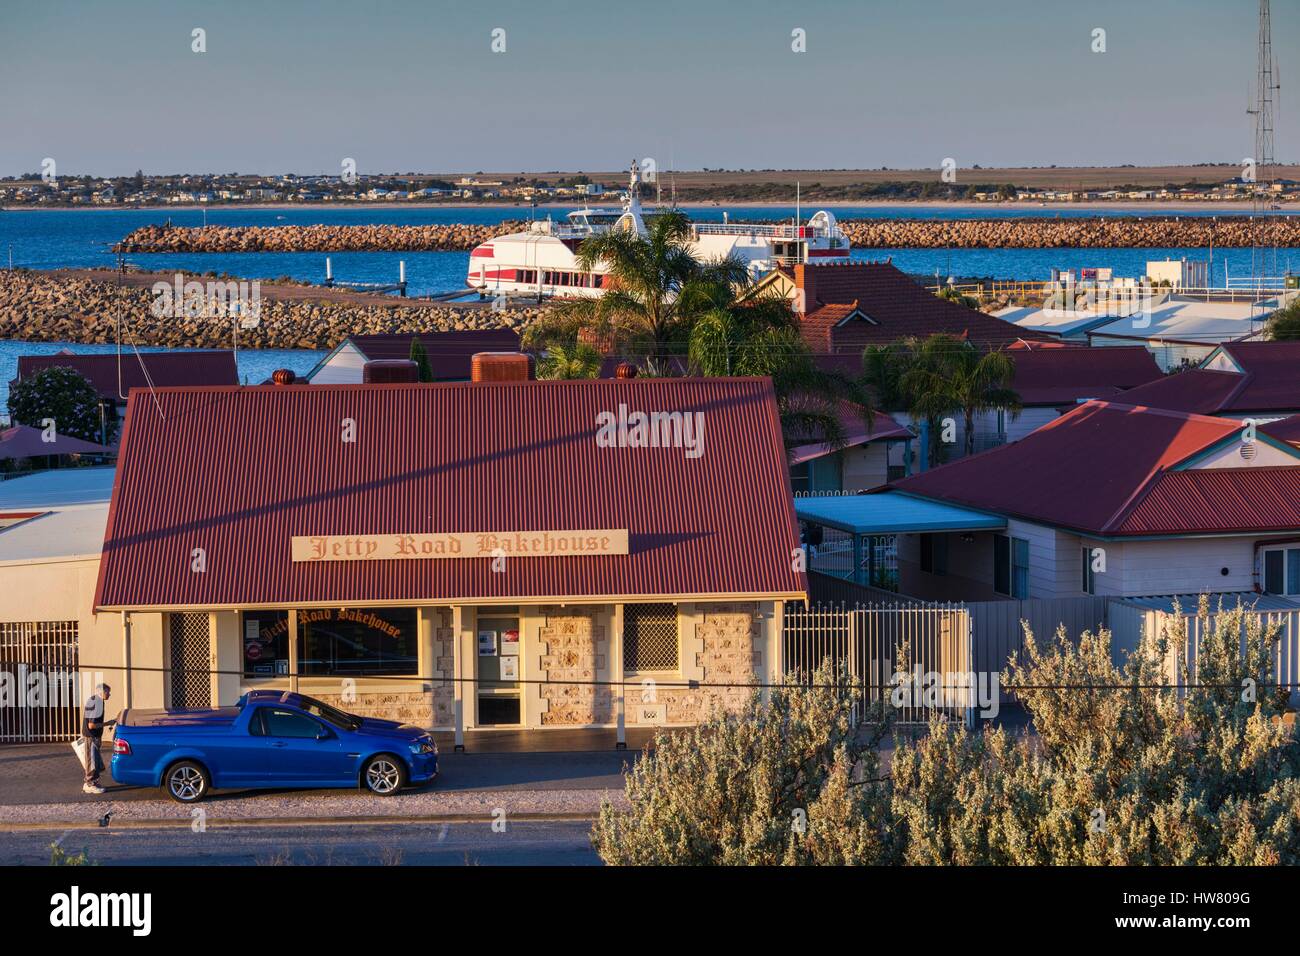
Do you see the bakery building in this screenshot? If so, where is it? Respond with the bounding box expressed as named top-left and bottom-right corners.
top-left (90, 358), bottom-right (805, 739)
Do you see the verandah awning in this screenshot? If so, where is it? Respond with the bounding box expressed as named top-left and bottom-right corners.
top-left (794, 491), bottom-right (1006, 536)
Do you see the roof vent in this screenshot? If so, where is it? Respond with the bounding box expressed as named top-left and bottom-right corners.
top-left (363, 360), bottom-right (420, 384)
top-left (615, 361), bottom-right (638, 379)
top-left (271, 368), bottom-right (296, 385)
top-left (1240, 441), bottom-right (1257, 460)
top-left (471, 352), bottom-right (534, 383)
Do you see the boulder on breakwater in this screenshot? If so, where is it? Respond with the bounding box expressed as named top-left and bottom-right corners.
top-left (0, 269), bottom-right (543, 350)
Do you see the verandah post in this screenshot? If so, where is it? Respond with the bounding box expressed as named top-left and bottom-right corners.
top-left (612, 603), bottom-right (625, 749)
top-left (452, 605), bottom-right (466, 752)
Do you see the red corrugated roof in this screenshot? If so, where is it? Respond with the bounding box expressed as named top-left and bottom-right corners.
top-left (1117, 343), bottom-right (1300, 416)
top-left (889, 401), bottom-right (1260, 535)
top-left (95, 378), bottom-right (806, 609)
top-left (15, 351), bottom-right (238, 400)
top-left (1117, 467), bottom-right (1300, 535)
top-left (344, 330), bottom-right (523, 381)
top-left (1217, 341), bottom-right (1300, 412)
top-left (1008, 346), bottom-right (1162, 405)
top-left (788, 405), bottom-right (911, 465)
top-left (1262, 414), bottom-right (1300, 447)
top-left (1114, 369), bottom-right (1246, 415)
top-left (0, 425), bottom-right (113, 460)
top-left (789, 262), bottom-right (1056, 352)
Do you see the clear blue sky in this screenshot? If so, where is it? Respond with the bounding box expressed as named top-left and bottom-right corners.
top-left (0, 0), bottom-right (1293, 177)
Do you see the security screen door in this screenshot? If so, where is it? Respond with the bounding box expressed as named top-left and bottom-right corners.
top-left (169, 613), bottom-right (210, 708)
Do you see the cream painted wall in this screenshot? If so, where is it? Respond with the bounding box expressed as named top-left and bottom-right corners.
top-left (0, 557), bottom-right (166, 722)
top-left (211, 611), bottom-right (242, 706)
top-left (1187, 439), bottom-right (1299, 469)
top-left (841, 444), bottom-right (891, 491)
top-left (917, 521), bottom-right (1275, 600)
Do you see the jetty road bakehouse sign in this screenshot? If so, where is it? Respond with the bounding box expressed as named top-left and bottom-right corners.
top-left (291, 530), bottom-right (629, 563)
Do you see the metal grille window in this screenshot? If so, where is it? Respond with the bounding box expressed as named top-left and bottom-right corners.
top-left (624, 603), bottom-right (678, 672)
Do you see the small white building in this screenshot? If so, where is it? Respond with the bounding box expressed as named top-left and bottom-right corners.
top-left (803, 401), bottom-right (1300, 604)
top-left (998, 293), bottom-right (1292, 371)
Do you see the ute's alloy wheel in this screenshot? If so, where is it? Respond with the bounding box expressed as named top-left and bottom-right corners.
top-left (363, 755), bottom-right (405, 796)
top-left (165, 761), bottom-right (209, 803)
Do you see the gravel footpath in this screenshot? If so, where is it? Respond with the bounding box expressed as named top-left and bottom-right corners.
top-left (0, 786), bottom-right (628, 828)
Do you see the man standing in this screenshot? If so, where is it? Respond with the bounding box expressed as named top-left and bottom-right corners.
top-left (81, 683), bottom-right (111, 795)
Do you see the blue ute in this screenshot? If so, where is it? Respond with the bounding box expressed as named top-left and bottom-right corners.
top-left (111, 690), bottom-right (438, 802)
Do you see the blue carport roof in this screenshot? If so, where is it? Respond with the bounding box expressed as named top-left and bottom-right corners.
top-left (794, 491), bottom-right (1007, 535)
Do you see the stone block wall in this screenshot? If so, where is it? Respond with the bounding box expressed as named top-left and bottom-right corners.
top-left (536, 605), bottom-right (611, 725)
top-left (625, 602), bottom-right (762, 725)
top-left (311, 688), bottom-right (433, 726)
top-left (430, 607), bottom-right (456, 727)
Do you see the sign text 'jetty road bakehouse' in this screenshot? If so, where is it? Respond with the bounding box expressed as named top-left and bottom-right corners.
top-left (93, 374), bottom-right (805, 733)
top-left (292, 530), bottom-right (630, 562)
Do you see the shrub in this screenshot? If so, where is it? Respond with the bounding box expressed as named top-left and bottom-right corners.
top-left (595, 600), bottom-right (1300, 865)
top-left (592, 662), bottom-right (896, 865)
top-left (7, 365), bottom-right (115, 444)
top-left (893, 600), bottom-right (1300, 865)
top-left (1267, 298), bottom-right (1300, 341)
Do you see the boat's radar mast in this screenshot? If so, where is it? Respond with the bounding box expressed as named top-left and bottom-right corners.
top-left (617, 159), bottom-right (647, 235)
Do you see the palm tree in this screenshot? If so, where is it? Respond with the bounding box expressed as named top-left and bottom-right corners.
top-left (898, 334), bottom-right (1020, 458)
top-left (524, 211), bottom-right (748, 375)
top-left (688, 293), bottom-right (873, 453)
top-left (537, 340), bottom-right (603, 380)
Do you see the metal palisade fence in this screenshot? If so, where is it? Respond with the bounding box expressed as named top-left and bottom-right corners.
top-left (0, 621), bottom-right (81, 742)
top-left (1109, 601), bottom-right (1300, 707)
top-left (783, 602), bottom-right (973, 725)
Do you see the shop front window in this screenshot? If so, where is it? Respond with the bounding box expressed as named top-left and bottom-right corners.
top-left (298, 607), bottom-right (418, 676)
top-left (243, 610), bottom-right (291, 679)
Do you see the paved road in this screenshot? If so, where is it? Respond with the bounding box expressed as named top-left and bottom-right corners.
top-left (0, 821), bottom-right (600, 866)
top-left (0, 744), bottom-right (638, 807)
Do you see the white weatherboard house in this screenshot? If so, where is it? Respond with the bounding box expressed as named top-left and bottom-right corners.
top-left (801, 400), bottom-right (1300, 604)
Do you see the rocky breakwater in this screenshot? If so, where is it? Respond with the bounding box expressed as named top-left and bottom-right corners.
top-left (0, 269), bottom-right (544, 349)
top-left (838, 216), bottom-right (1300, 249)
top-left (115, 221), bottom-right (527, 253)
top-left (117, 216), bottom-right (1300, 253)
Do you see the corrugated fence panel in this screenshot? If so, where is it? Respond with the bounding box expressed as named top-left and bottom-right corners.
top-left (968, 596), bottom-right (1111, 702)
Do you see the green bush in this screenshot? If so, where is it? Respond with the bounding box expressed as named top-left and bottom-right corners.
top-left (592, 662), bottom-right (896, 865)
top-left (1267, 298), bottom-right (1300, 341)
top-left (7, 365), bottom-right (115, 445)
top-left (594, 600), bottom-right (1300, 865)
top-left (896, 601), bottom-right (1300, 864)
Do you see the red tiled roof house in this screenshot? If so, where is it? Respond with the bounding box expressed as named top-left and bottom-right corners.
top-left (879, 400), bottom-right (1300, 604)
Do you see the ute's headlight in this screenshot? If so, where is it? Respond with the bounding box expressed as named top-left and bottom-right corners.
top-left (409, 738), bottom-right (436, 755)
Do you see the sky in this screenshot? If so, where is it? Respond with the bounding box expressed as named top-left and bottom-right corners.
top-left (0, 0), bottom-right (1294, 177)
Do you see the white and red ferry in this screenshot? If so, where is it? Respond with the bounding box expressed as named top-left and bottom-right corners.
top-left (467, 162), bottom-right (851, 299)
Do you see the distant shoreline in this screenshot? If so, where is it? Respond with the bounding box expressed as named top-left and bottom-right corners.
top-left (4, 200), bottom-right (1298, 214)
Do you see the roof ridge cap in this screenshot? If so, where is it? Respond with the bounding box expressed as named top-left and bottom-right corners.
top-left (1095, 401), bottom-right (1243, 428)
top-left (1219, 369), bottom-right (1255, 410)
